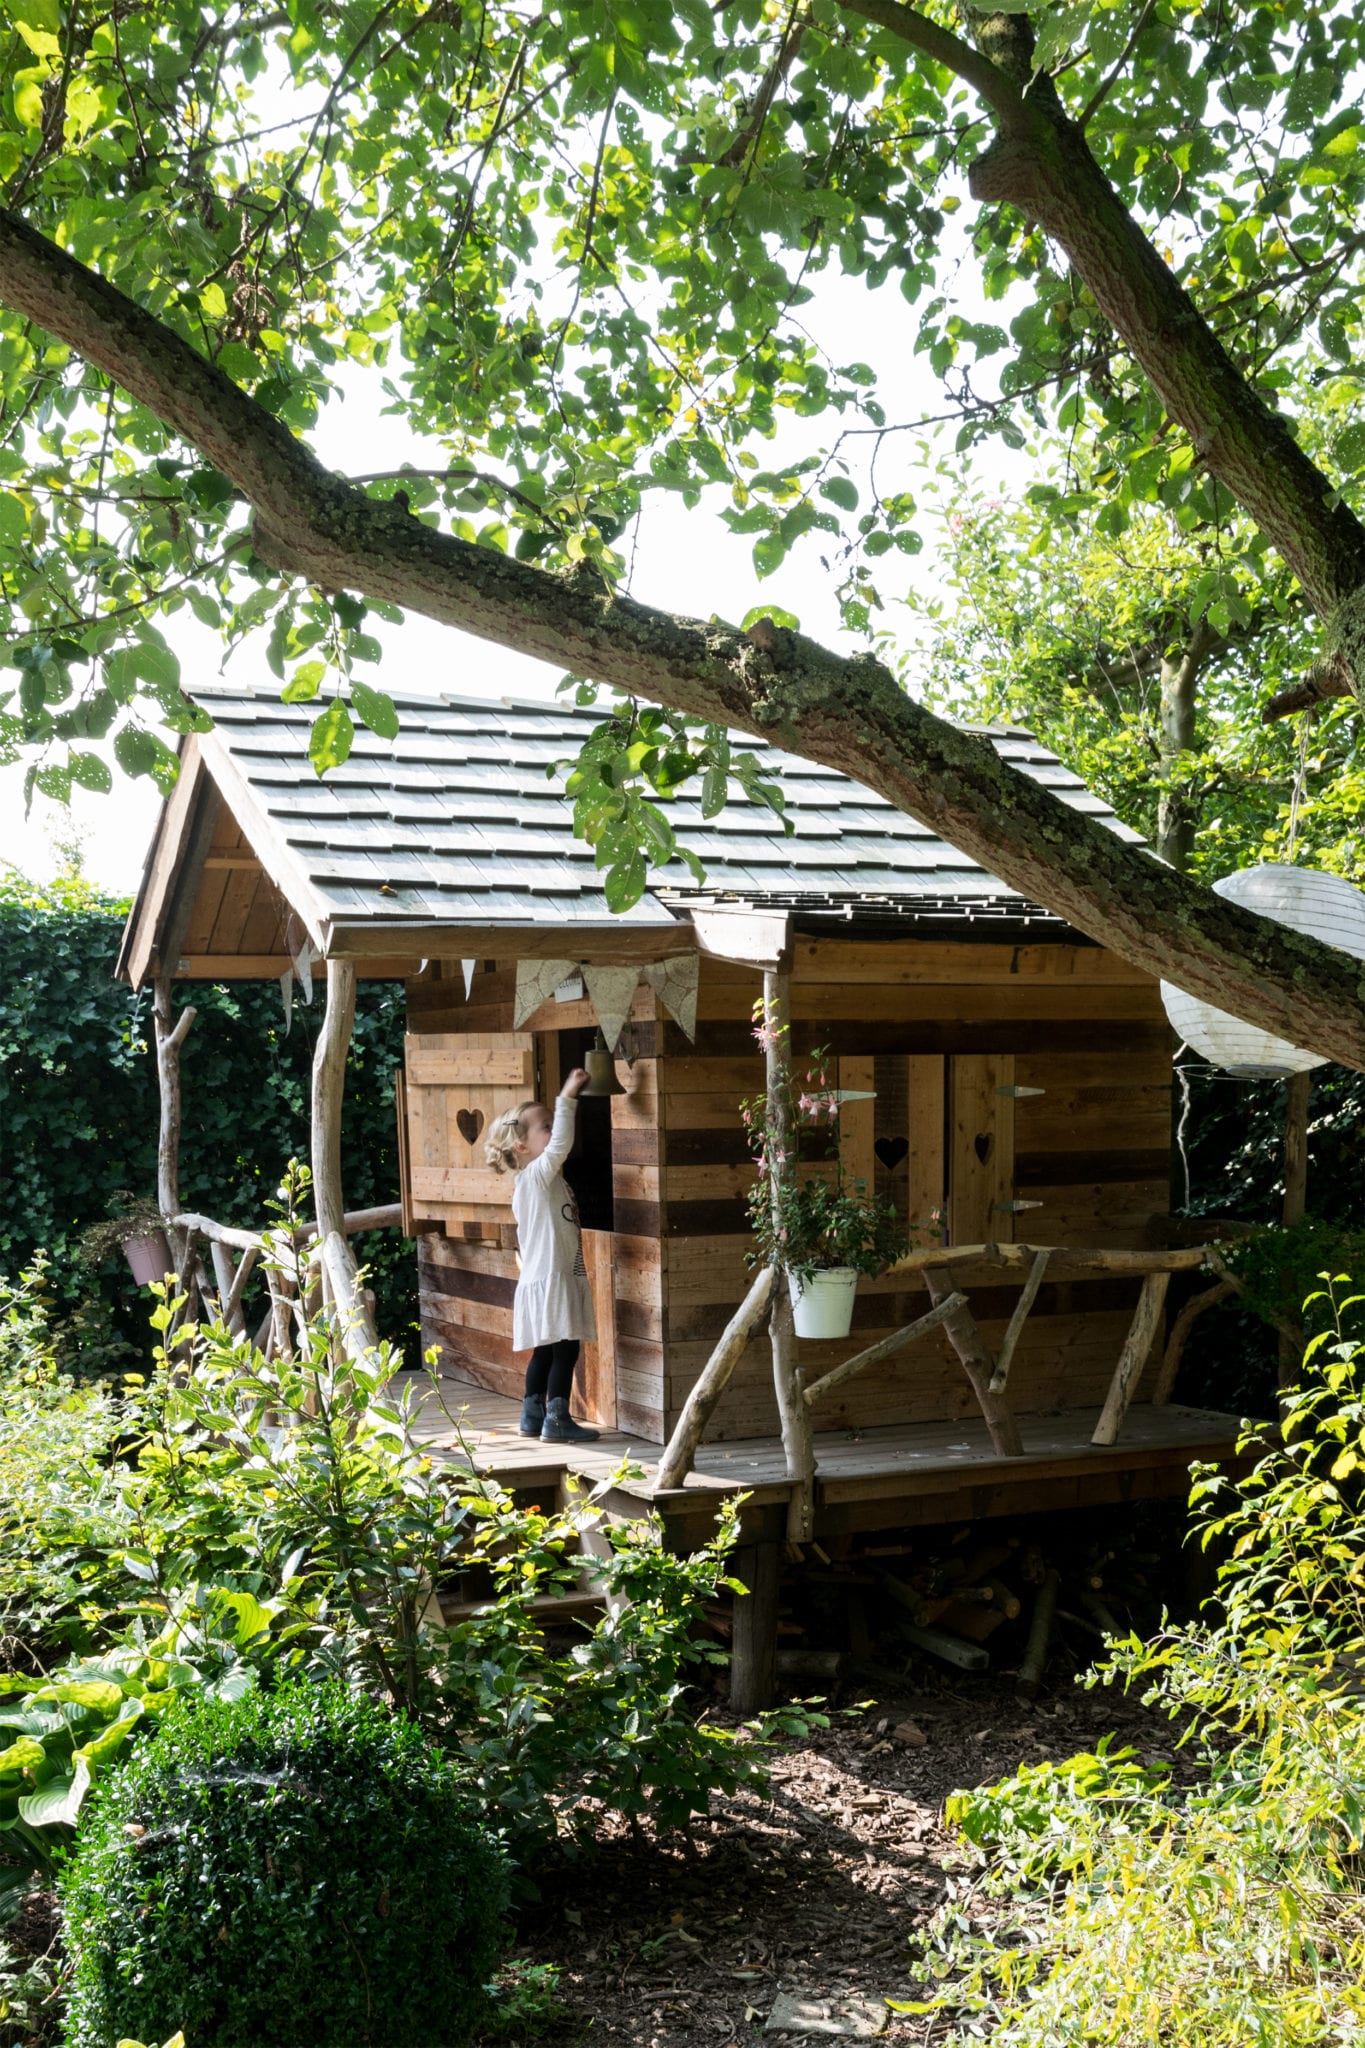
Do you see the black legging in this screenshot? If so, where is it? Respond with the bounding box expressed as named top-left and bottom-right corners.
top-left (524, 1339), bottom-right (580, 1405)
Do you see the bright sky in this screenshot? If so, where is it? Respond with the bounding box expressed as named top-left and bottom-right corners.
top-left (0, 224), bottom-right (1026, 897)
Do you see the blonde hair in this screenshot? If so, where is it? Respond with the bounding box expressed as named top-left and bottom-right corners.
top-left (484, 1100), bottom-right (541, 1174)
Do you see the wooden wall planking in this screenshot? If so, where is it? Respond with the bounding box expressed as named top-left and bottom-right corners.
top-left (656, 946), bottom-right (1173, 1441)
top-left (402, 942), bottom-right (1173, 1448)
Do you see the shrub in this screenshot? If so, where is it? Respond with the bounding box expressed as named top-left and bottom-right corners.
top-left (0, 1265), bottom-right (132, 1664)
top-left (122, 1299), bottom-right (785, 1859)
top-left (917, 1274), bottom-right (1365, 2046)
top-left (61, 1680), bottom-right (507, 2048)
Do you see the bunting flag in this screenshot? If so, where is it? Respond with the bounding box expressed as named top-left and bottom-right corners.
top-left (513, 957), bottom-right (578, 1028)
top-left (582, 964), bottom-right (642, 1055)
top-left (461, 958), bottom-right (476, 1000)
top-left (642, 955), bottom-right (699, 1041)
top-left (278, 967), bottom-right (294, 1037)
top-left (285, 914), bottom-right (314, 1002)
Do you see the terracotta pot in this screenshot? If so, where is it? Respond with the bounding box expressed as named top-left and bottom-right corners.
top-left (123, 1230), bottom-right (173, 1288)
top-left (788, 1266), bottom-right (858, 1339)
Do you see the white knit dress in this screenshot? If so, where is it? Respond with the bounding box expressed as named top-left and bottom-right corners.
top-left (511, 1098), bottom-right (598, 1351)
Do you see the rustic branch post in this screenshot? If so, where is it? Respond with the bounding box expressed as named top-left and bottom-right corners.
top-left (989, 1248), bottom-right (1050, 1394)
top-left (1152, 1276), bottom-right (1237, 1405)
top-left (924, 1269), bottom-right (1025, 1457)
top-left (656, 1265), bottom-right (775, 1490)
top-left (310, 958), bottom-right (379, 1359)
top-left (763, 961), bottom-right (815, 1542)
top-left (802, 1293), bottom-right (968, 1408)
top-left (153, 976), bottom-right (197, 1320)
top-left (1091, 1270), bottom-right (1172, 1446)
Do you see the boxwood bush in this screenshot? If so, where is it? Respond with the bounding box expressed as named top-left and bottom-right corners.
top-left (60, 1681), bottom-right (506, 2048)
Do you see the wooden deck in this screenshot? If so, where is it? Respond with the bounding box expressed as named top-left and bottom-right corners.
top-left (408, 1376), bottom-right (1249, 1542)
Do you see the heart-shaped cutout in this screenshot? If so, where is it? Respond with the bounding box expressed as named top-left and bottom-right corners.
top-left (874, 1136), bottom-right (909, 1172)
top-left (974, 1132), bottom-right (994, 1165)
top-left (456, 1107), bottom-right (484, 1146)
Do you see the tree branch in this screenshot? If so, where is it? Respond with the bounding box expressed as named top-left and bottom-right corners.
top-left (834, 0), bottom-right (1025, 122)
top-left (836, 3), bottom-right (1365, 654)
top-left (1, 207), bottom-right (1363, 1067)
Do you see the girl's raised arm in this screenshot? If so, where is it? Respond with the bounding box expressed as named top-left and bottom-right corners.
top-left (525, 1069), bottom-right (589, 1181)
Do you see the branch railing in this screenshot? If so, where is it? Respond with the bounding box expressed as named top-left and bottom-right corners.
top-left (653, 1239), bottom-right (1222, 1495)
top-left (167, 1205), bottom-right (403, 1363)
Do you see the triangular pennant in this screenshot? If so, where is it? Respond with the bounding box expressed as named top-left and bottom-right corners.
top-left (284, 914), bottom-right (314, 1003)
top-left (461, 958), bottom-right (476, 1000)
top-left (643, 955), bottom-right (699, 1041)
top-left (514, 958), bottom-right (577, 1028)
top-left (582, 964), bottom-right (642, 1055)
top-left (278, 968), bottom-right (294, 1038)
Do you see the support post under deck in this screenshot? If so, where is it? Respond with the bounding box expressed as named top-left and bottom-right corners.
top-left (730, 1539), bottom-right (781, 1715)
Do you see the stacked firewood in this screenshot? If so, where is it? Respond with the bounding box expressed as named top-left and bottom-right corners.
top-left (717, 1521), bottom-right (1164, 1698)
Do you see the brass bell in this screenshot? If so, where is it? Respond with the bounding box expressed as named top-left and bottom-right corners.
top-left (580, 1028), bottom-right (626, 1097)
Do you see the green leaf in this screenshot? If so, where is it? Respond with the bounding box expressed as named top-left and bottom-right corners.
top-left (351, 679), bottom-right (400, 739)
top-left (309, 699), bottom-right (354, 775)
top-left (19, 1757), bottom-right (91, 1828)
top-left (820, 476), bottom-right (858, 512)
top-left (603, 856), bottom-right (646, 912)
top-left (68, 751), bottom-right (112, 794)
top-left (282, 658), bottom-right (327, 703)
top-left (113, 726), bottom-right (162, 778)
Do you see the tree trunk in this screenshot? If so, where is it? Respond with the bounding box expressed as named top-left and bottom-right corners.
top-left (1, 212), bottom-right (1364, 1064)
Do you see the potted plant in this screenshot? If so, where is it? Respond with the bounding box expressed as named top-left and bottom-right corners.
top-left (742, 1011), bottom-right (934, 1339)
top-left (77, 1193), bottom-right (173, 1289)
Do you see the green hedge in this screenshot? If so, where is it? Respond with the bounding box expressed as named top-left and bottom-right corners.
top-left (0, 873), bottom-right (415, 1363)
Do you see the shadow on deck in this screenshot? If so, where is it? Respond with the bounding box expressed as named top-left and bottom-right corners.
top-left (409, 1376), bottom-right (1249, 1541)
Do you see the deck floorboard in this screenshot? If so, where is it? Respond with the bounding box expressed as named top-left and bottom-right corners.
top-left (406, 1375), bottom-right (1248, 1518)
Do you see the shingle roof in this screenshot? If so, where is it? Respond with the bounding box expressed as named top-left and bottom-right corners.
top-left (192, 683), bottom-right (1143, 938)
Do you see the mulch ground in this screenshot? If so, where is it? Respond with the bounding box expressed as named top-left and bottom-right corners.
top-left (506, 1668), bottom-right (1175, 2048)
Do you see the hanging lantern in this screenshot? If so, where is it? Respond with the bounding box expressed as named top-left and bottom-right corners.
top-left (1161, 864), bottom-right (1365, 1078)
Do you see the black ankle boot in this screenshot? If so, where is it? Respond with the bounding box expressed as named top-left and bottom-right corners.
top-left (540, 1398), bottom-right (599, 1443)
top-left (519, 1395), bottom-right (546, 1437)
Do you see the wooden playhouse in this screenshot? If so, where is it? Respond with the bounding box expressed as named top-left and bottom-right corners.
top-left (119, 684), bottom-right (1241, 1674)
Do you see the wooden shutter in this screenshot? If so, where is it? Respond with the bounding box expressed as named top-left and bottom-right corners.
top-left (948, 1053), bottom-right (1017, 1245)
top-left (403, 1031), bottom-right (537, 1235)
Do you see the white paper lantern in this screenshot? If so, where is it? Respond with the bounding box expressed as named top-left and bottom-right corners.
top-left (1161, 864), bottom-right (1365, 1079)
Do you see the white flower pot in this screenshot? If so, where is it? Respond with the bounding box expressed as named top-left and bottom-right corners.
top-left (788, 1266), bottom-right (858, 1340)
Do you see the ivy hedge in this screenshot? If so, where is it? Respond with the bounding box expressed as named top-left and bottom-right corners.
top-left (0, 872), bottom-right (415, 1366)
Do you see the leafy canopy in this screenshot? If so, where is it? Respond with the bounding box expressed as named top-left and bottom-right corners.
top-left (1, 0), bottom-right (1365, 856)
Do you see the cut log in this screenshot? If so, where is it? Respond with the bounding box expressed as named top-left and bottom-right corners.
top-left (901, 1622), bottom-right (989, 1672)
top-left (1152, 1277), bottom-right (1237, 1404)
top-left (656, 1264), bottom-right (775, 1489)
top-left (1092, 1270), bottom-right (1171, 1446)
top-left (925, 1271), bottom-right (1024, 1457)
top-left (988, 1248), bottom-right (1050, 1394)
top-left (1017, 1569), bottom-right (1060, 1700)
top-left (802, 1292), bottom-right (967, 1407)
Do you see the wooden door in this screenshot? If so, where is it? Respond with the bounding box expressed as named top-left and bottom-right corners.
top-left (403, 1031), bottom-right (536, 1237)
top-left (578, 1230), bottom-right (618, 1429)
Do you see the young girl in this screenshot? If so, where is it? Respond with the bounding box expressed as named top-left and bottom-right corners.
top-left (485, 1068), bottom-right (600, 1443)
